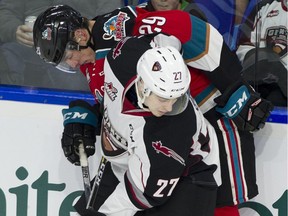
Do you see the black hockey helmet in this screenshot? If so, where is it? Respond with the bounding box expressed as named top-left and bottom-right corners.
top-left (33, 5), bottom-right (87, 65)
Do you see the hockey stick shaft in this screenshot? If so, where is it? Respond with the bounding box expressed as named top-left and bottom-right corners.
top-left (79, 142), bottom-right (91, 203)
top-left (86, 156), bottom-right (108, 211)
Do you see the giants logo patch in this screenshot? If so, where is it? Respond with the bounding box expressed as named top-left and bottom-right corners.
top-left (266, 26), bottom-right (287, 57)
top-left (103, 12), bottom-right (130, 41)
top-left (104, 82), bottom-right (118, 101)
top-left (152, 141), bottom-right (185, 165)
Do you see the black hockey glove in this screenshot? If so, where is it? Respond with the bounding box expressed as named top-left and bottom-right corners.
top-left (241, 48), bottom-right (287, 97)
top-left (61, 100), bottom-right (102, 165)
top-left (214, 81), bottom-right (274, 132)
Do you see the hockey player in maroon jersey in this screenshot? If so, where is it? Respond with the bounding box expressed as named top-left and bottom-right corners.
top-left (237, 0), bottom-right (287, 107)
top-left (33, 3), bottom-right (274, 216)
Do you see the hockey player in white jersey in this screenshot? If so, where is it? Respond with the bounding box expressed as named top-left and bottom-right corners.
top-left (70, 34), bottom-right (220, 215)
top-left (237, 0), bottom-right (287, 106)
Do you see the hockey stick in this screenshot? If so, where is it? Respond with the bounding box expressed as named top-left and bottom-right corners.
top-left (78, 141), bottom-right (91, 203)
top-left (254, 0), bottom-right (260, 91)
top-left (86, 156), bottom-right (108, 211)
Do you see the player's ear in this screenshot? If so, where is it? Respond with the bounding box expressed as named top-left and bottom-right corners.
top-left (74, 29), bottom-right (89, 43)
top-left (136, 78), bottom-right (144, 98)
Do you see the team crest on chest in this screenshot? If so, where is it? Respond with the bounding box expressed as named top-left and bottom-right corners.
top-left (104, 82), bottom-right (118, 101)
top-left (103, 12), bottom-right (130, 41)
top-left (266, 26), bottom-right (287, 57)
top-left (152, 141), bottom-right (185, 165)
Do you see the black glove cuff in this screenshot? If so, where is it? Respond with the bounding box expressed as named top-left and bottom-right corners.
top-left (69, 100), bottom-right (98, 115)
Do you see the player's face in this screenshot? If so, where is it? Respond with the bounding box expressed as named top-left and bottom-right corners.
top-left (151, 0), bottom-right (181, 11)
top-left (144, 93), bottom-right (178, 117)
top-left (61, 29), bottom-right (96, 70)
top-left (63, 47), bottom-right (95, 68)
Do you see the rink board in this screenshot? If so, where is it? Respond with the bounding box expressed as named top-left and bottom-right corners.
top-left (0, 86), bottom-right (287, 216)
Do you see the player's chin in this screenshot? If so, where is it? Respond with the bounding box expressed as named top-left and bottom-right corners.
top-left (153, 111), bottom-right (166, 117)
top-left (155, 5), bottom-right (170, 11)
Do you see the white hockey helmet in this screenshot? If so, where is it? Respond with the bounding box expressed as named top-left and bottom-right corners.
top-left (136, 46), bottom-right (191, 115)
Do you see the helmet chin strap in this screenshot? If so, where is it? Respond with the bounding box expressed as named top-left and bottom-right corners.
top-left (79, 45), bottom-right (89, 50)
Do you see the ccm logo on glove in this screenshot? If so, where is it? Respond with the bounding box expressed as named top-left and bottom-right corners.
top-left (216, 85), bottom-right (250, 118)
top-left (64, 111), bottom-right (88, 120)
top-left (62, 106), bottom-right (98, 127)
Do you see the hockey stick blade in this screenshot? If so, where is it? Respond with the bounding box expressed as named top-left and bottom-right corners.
top-left (86, 156), bottom-right (108, 211)
top-left (79, 141), bottom-right (91, 203)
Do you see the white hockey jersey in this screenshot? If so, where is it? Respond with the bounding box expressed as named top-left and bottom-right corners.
top-left (92, 34), bottom-right (221, 215)
top-left (237, 0), bottom-right (287, 69)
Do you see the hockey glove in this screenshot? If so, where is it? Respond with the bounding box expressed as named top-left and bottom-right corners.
top-left (241, 48), bottom-right (287, 98)
top-left (214, 81), bottom-right (274, 132)
top-left (61, 100), bottom-right (102, 165)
